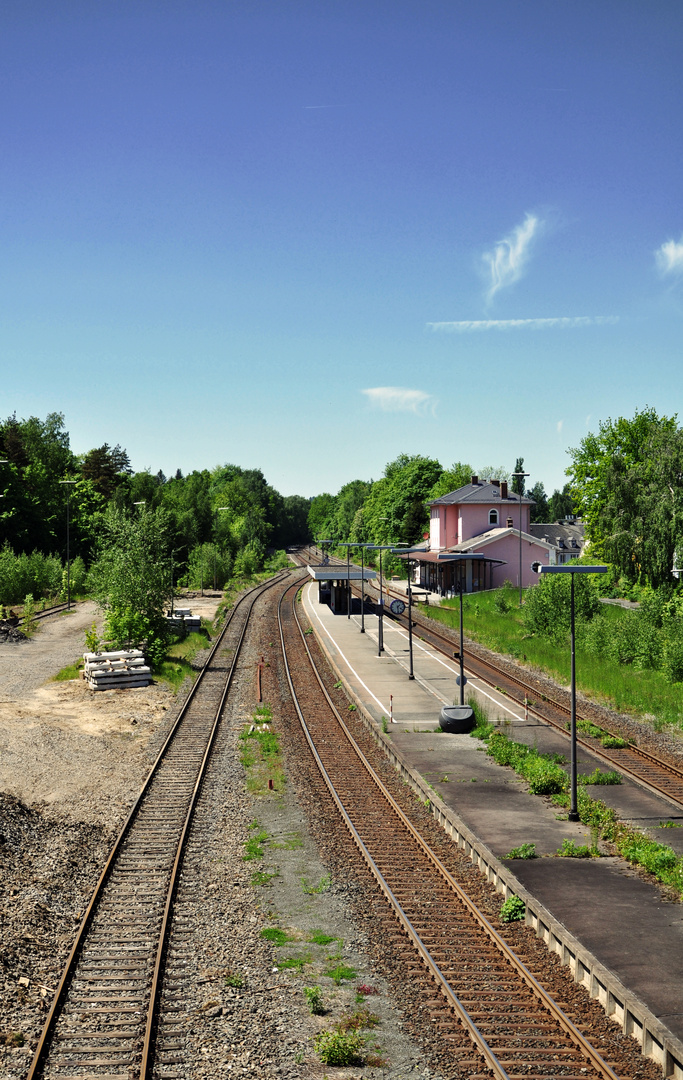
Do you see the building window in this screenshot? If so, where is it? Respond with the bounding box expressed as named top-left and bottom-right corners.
top-left (489, 509), bottom-right (498, 526)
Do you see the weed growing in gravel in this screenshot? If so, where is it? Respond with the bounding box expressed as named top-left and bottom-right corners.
top-left (499, 896), bottom-right (525, 922)
top-left (381, 716), bottom-right (389, 734)
top-left (270, 831), bottom-right (304, 850)
top-left (574, 720), bottom-right (604, 739)
top-left (314, 1029), bottom-right (365, 1066)
top-left (304, 986), bottom-right (325, 1014)
top-left (326, 963), bottom-right (357, 985)
top-left (504, 843), bottom-right (537, 860)
top-left (601, 735), bottom-right (629, 749)
top-left (301, 873), bottom-right (331, 894)
top-left (1, 1032), bottom-right (25, 1047)
top-left (239, 716), bottom-right (285, 795)
top-left (658, 821), bottom-right (683, 828)
top-left (308, 929), bottom-right (337, 945)
top-left (557, 839), bottom-right (594, 858)
top-left (251, 869), bottom-right (278, 887)
top-left (356, 984), bottom-right (380, 996)
top-left (252, 705), bottom-right (273, 725)
top-left (260, 927), bottom-right (292, 945)
top-left (224, 971), bottom-right (244, 988)
top-left (243, 824), bottom-right (268, 860)
top-left (277, 952), bottom-right (312, 973)
top-left (338, 1008), bottom-right (380, 1032)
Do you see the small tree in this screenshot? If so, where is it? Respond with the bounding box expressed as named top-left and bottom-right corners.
top-left (89, 506), bottom-right (173, 665)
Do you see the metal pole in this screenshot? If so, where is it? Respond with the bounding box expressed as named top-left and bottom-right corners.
top-left (459, 584), bottom-right (465, 705)
top-left (360, 545), bottom-right (365, 633)
top-left (519, 487), bottom-right (523, 607)
top-left (65, 488), bottom-right (71, 611)
top-left (378, 549), bottom-right (384, 655)
top-left (347, 545), bottom-right (351, 619)
top-left (569, 572), bottom-right (578, 821)
top-left (407, 559), bottom-right (414, 679)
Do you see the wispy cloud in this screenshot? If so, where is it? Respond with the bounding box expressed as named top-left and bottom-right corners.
top-left (656, 236), bottom-right (683, 276)
top-left (482, 213), bottom-right (542, 303)
top-left (361, 387), bottom-right (436, 415)
top-left (556, 420), bottom-right (564, 434)
top-left (426, 316), bottom-right (619, 333)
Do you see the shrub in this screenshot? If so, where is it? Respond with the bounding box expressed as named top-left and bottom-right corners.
top-left (504, 843), bottom-right (536, 860)
top-left (304, 986), bottom-right (325, 1014)
top-left (601, 735), bottom-right (628, 749)
top-left (314, 1030), bottom-right (365, 1066)
top-left (662, 631), bottom-right (683, 683)
top-left (500, 896), bottom-right (525, 922)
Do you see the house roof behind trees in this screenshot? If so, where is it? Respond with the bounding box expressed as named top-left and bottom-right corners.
top-left (430, 476), bottom-right (534, 507)
top-left (529, 521), bottom-right (585, 552)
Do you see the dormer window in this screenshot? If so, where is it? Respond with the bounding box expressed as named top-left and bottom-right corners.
top-left (489, 509), bottom-right (498, 526)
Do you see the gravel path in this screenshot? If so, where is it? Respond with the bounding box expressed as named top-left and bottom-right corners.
top-left (0, 601), bottom-right (102, 700)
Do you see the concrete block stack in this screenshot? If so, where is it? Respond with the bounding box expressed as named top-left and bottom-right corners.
top-left (83, 649), bottom-right (152, 690)
top-left (166, 607), bottom-right (202, 632)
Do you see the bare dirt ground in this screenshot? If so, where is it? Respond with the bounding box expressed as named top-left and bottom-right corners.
top-left (0, 594), bottom-right (224, 822)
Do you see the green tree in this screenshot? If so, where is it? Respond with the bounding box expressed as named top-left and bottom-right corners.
top-left (548, 484), bottom-right (574, 522)
top-left (89, 505), bottom-right (173, 665)
top-left (429, 461), bottom-right (473, 499)
top-left (528, 481), bottom-right (549, 523)
top-left (523, 571), bottom-right (601, 641)
top-left (511, 457), bottom-right (526, 496)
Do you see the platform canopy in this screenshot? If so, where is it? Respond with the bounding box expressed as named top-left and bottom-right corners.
top-left (306, 565), bottom-right (377, 581)
top-left (394, 549), bottom-right (504, 566)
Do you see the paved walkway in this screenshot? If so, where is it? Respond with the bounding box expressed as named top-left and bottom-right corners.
top-left (302, 583), bottom-right (683, 1044)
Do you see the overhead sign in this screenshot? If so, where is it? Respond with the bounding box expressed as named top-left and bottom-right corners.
top-left (389, 598), bottom-right (406, 616)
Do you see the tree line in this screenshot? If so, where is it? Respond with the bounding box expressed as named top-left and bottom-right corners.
top-left (0, 411), bottom-right (310, 606)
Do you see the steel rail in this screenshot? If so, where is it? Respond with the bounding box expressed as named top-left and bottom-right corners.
top-left (26, 569), bottom-right (290, 1080)
top-left (299, 547), bottom-right (683, 811)
top-left (278, 577), bottom-right (621, 1080)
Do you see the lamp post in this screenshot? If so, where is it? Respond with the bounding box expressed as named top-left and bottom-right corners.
top-left (511, 471), bottom-right (530, 607)
top-left (343, 543), bottom-right (370, 631)
top-left (532, 563), bottom-right (607, 821)
top-left (59, 480), bottom-right (77, 610)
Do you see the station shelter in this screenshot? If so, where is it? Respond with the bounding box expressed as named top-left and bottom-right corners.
top-left (396, 550), bottom-right (505, 596)
top-left (306, 563), bottom-right (377, 615)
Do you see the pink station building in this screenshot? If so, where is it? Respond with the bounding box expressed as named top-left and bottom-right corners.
top-left (406, 475), bottom-right (555, 595)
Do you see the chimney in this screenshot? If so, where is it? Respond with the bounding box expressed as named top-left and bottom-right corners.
top-left (471, 474), bottom-right (479, 485)
top-left (506, 517), bottom-right (514, 528)
top-left (500, 481), bottom-right (508, 499)
top-left (492, 478), bottom-right (500, 487)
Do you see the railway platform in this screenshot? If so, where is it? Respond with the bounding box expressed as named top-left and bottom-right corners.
top-left (301, 581), bottom-right (683, 1047)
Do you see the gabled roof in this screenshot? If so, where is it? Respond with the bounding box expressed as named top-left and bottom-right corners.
top-left (430, 482), bottom-right (533, 507)
top-left (529, 521), bottom-right (585, 550)
top-left (446, 526), bottom-right (555, 553)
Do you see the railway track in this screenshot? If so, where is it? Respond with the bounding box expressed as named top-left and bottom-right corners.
top-left (294, 547), bottom-right (683, 812)
top-left (278, 573), bottom-right (625, 1080)
top-left (26, 570), bottom-right (289, 1080)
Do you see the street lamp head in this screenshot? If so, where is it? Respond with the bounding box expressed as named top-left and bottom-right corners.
top-left (59, 479), bottom-right (77, 484)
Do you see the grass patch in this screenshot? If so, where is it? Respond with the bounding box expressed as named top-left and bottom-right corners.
top-left (308, 929), bottom-right (337, 945)
top-left (326, 963), bottom-right (357, 985)
top-left (154, 629), bottom-right (213, 691)
top-left (424, 588), bottom-right (683, 729)
top-left (579, 767), bottom-right (622, 785)
top-left (277, 952), bottom-right (312, 973)
top-left (243, 822), bottom-right (268, 860)
top-left (270, 831), bottom-right (304, 850)
top-left (52, 659), bottom-right (84, 681)
top-left (239, 704), bottom-right (285, 795)
top-left (338, 1008), bottom-right (380, 1032)
top-left (260, 927), bottom-right (292, 945)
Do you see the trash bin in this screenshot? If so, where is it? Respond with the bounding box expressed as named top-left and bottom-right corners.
top-left (439, 705), bottom-right (475, 733)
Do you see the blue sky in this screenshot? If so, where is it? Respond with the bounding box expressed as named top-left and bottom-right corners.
top-left (1, 1), bottom-right (682, 498)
